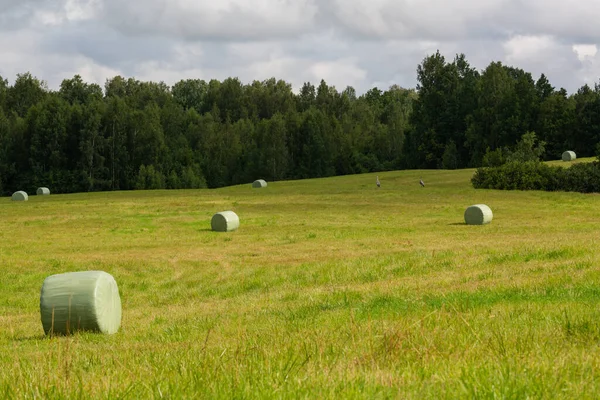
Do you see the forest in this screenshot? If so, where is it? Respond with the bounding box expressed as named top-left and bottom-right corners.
top-left (1, 51), bottom-right (599, 194)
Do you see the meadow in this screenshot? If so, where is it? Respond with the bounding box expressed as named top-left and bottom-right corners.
top-left (1, 161), bottom-right (600, 399)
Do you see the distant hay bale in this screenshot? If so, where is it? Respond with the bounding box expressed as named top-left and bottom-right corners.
top-left (11, 191), bottom-right (28, 201)
top-left (211, 211), bottom-right (240, 232)
top-left (40, 271), bottom-right (122, 336)
top-left (464, 204), bottom-right (493, 225)
top-left (562, 151), bottom-right (576, 161)
top-left (36, 187), bottom-right (50, 195)
top-left (252, 179), bottom-right (267, 188)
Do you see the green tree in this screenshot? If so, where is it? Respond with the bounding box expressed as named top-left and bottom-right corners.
top-left (59, 75), bottom-right (103, 105)
top-left (536, 89), bottom-right (575, 159)
top-left (409, 51), bottom-right (466, 168)
top-left (298, 107), bottom-right (334, 178)
top-left (135, 164), bottom-right (165, 189)
top-left (466, 62), bottom-right (538, 165)
top-left (172, 79), bottom-right (208, 112)
top-left (103, 96), bottom-right (132, 190)
top-left (442, 140), bottom-right (459, 169)
top-left (256, 113), bottom-right (289, 180)
top-left (505, 131), bottom-right (546, 162)
top-left (8, 72), bottom-right (48, 117)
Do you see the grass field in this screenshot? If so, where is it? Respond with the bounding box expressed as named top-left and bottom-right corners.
top-left (1, 162), bottom-right (600, 399)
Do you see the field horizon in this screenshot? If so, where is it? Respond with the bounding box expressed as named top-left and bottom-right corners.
top-left (1, 160), bottom-right (600, 399)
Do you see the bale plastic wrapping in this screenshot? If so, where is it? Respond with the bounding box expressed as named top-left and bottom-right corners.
top-left (37, 187), bottom-right (50, 195)
top-left (464, 204), bottom-right (493, 225)
top-left (252, 179), bottom-right (267, 188)
top-left (11, 191), bottom-right (28, 201)
top-left (562, 151), bottom-right (576, 161)
top-left (211, 211), bottom-right (240, 232)
top-left (40, 271), bottom-right (122, 335)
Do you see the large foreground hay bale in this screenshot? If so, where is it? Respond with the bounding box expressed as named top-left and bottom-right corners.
top-left (211, 211), bottom-right (240, 232)
top-left (36, 187), bottom-right (50, 195)
top-left (40, 271), bottom-right (122, 335)
top-left (252, 179), bottom-right (267, 188)
top-left (562, 151), bottom-right (576, 161)
top-left (464, 204), bottom-right (493, 225)
top-left (11, 191), bottom-right (28, 201)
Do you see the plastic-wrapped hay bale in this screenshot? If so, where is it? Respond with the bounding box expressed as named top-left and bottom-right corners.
top-left (37, 187), bottom-right (50, 195)
top-left (464, 204), bottom-right (493, 225)
top-left (211, 211), bottom-right (240, 232)
top-left (562, 151), bottom-right (576, 161)
top-left (40, 271), bottom-right (122, 335)
top-left (252, 179), bottom-right (267, 188)
top-left (11, 191), bottom-right (28, 201)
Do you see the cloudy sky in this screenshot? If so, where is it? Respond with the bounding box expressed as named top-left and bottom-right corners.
top-left (1, 0), bottom-right (599, 94)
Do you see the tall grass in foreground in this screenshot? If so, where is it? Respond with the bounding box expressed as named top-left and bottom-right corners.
top-left (1, 167), bottom-right (600, 398)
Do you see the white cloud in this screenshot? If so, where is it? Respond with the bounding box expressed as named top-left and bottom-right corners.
top-left (504, 35), bottom-right (556, 61)
top-left (573, 44), bottom-right (598, 61)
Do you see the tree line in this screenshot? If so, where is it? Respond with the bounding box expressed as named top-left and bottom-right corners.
top-left (0, 73), bottom-right (413, 194)
top-left (0, 51), bottom-right (599, 195)
top-left (409, 52), bottom-right (600, 169)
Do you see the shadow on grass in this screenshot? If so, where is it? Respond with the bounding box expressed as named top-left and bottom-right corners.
top-left (13, 334), bottom-right (48, 342)
top-left (448, 222), bottom-right (466, 226)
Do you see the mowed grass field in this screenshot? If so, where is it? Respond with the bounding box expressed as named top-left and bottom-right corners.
top-left (1, 163), bottom-right (600, 399)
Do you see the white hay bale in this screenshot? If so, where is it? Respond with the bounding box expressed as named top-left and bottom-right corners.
top-left (211, 211), bottom-right (240, 232)
top-left (11, 191), bottom-right (28, 201)
top-left (464, 204), bottom-right (493, 225)
top-left (562, 151), bottom-right (576, 161)
top-left (40, 271), bottom-right (122, 335)
top-left (36, 187), bottom-right (50, 195)
top-left (252, 179), bottom-right (267, 188)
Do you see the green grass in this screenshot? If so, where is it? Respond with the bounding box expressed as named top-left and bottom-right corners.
top-left (2, 167), bottom-right (600, 399)
top-left (544, 156), bottom-right (596, 167)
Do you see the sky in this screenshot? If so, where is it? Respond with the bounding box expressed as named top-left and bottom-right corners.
top-left (1, 0), bottom-right (599, 94)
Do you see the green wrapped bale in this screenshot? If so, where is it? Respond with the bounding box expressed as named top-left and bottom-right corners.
top-left (40, 271), bottom-right (122, 335)
top-left (11, 191), bottom-right (28, 201)
top-left (562, 151), bottom-right (576, 161)
top-left (37, 187), bottom-right (50, 195)
top-left (211, 211), bottom-right (240, 232)
top-left (252, 179), bottom-right (267, 188)
top-left (464, 204), bottom-right (493, 225)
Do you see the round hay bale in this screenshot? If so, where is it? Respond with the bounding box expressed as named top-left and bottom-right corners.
top-left (11, 191), bottom-right (28, 201)
top-left (252, 179), bottom-right (267, 188)
top-left (211, 211), bottom-right (240, 232)
top-left (40, 271), bottom-right (122, 335)
top-left (36, 187), bottom-right (50, 195)
top-left (464, 204), bottom-right (493, 225)
top-left (562, 151), bottom-right (576, 161)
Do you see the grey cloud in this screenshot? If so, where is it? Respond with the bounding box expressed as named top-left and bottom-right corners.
top-left (100, 0), bottom-right (319, 41)
top-left (0, 3), bottom-right (39, 30)
top-left (39, 21), bottom-right (177, 73)
top-left (1, 0), bottom-right (600, 95)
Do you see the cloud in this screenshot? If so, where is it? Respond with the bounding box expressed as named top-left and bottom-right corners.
top-left (0, 0), bottom-right (599, 94)
top-left (101, 0), bottom-right (319, 41)
top-left (325, 0), bottom-right (509, 40)
top-left (573, 44), bottom-right (598, 62)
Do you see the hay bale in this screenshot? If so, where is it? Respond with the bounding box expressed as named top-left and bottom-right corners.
top-left (211, 211), bottom-right (240, 232)
top-left (252, 179), bottom-right (267, 188)
top-left (36, 187), bottom-right (50, 195)
top-left (11, 191), bottom-right (28, 201)
top-left (562, 151), bottom-right (576, 161)
top-left (464, 204), bottom-right (493, 225)
top-left (40, 271), bottom-right (122, 335)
